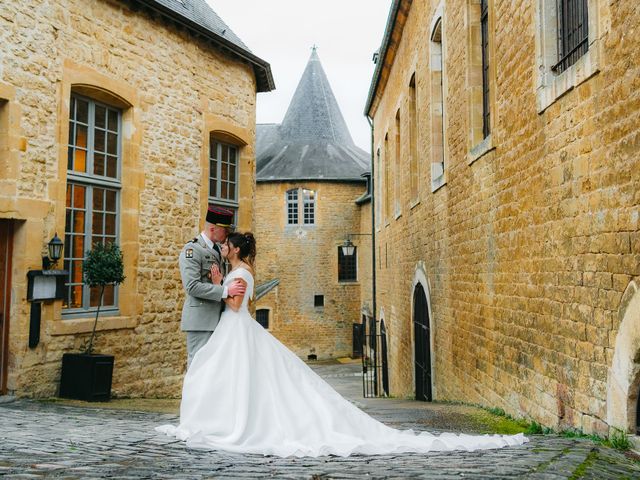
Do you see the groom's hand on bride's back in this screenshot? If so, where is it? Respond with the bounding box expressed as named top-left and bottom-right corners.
top-left (228, 280), bottom-right (246, 297)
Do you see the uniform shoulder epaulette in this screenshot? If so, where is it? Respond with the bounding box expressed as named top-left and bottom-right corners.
top-left (189, 237), bottom-right (199, 243)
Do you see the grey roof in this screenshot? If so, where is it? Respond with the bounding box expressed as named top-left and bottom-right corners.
top-left (365, 0), bottom-right (402, 115)
top-left (255, 279), bottom-right (280, 300)
top-left (257, 49), bottom-right (369, 182)
top-left (130, 0), bottom-right (274, 92)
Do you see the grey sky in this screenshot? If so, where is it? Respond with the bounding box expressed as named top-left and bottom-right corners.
top-left (207, 1), bottom-right (391, 153)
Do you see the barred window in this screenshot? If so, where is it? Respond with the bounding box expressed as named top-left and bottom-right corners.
top-left (286, 189), bottom-right (298, 225)
top-left (553, 0), bottom-right (589, 73)
top-left (64, 94), bottom-right (121, 312)
top-left (285, 188), bottom-right (316, 225)
top-left (480, 0), bottom-right (490, 138)
top-left (338, 246), bottom-right (357, 282)
top-left (256, 309), bottom-right (269, 329)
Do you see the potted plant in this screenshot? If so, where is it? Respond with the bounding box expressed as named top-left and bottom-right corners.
top-left (59, 242), bottom-right (125, 402)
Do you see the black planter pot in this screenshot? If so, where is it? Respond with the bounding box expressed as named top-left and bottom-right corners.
top-left (59, 353), bottom-right (114, 402)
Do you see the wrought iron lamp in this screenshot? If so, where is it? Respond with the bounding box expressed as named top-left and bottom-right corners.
top-left (341, 233), bottom-right (371, 256)
top-left (43, 233), bottom-right (64, 269)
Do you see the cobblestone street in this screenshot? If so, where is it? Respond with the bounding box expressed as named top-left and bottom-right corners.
top-left (1, 363), bottom-right (638, 479)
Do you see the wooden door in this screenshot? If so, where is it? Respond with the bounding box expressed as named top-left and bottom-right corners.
top-left (0, 220), bottom-right (13, 395)
top-left (413, 283), bottom-right (432, 401)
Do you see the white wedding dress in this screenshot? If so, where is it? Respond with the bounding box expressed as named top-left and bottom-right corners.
top-left (156, 267), bottom-right (528, 457)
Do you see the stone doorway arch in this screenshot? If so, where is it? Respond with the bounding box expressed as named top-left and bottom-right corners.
top-left (607, 280), bottom-right (640, 434)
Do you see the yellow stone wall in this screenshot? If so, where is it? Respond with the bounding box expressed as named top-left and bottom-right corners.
top-left (370, 0), bottom-right (639, 435)
top-left (0, 0), bottom-right (257, 397)
top-left (255, 181), bottom-right (366, 359)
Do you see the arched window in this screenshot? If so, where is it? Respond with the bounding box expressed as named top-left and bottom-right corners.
top-left (430, 16), bottom-right (446, 192)
top-left (285, 188), bottom-right (316, 225)
top-left (209, 137), bottom-right (239, 223)
top-left (384, 133), bottom-right (390, 221)
top-left (64, 93), bottom-right (122, 312)
top-left (408, 74), bottom-right (419, 202)
top-left (394, 109), bottom-right (401, 216)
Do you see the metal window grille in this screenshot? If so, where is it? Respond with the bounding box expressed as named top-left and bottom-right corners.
top-left (286, 189), bottom-right (298, 224)
top-left (302, 189), bottom-right (315, 224)
top-left (553, 0), bottom-right (589, 73)
top-left (209, 141), bottom-right (238, 207)
top-left (64, 94), bottom-right (121, 312)
top-left (338, 247), bottom-right (357, 282)
top-left (256, 309), bottom-right (269, 329)
top-left (314, 295), bottom-right (324, 308)
top-left (480, 0), bottom-right (490, 138)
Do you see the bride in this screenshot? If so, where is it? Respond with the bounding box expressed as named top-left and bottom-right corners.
top-left (156, 232), bottom-right (528, 457)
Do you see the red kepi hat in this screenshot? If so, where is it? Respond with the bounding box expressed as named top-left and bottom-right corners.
top-left (206, 206), bottom-right (234, 228)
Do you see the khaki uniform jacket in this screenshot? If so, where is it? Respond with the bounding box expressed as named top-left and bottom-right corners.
top-left (179, 235), bottom-right (224, 332)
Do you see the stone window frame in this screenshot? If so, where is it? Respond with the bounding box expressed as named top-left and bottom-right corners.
top-left (284, 187), bottom-right (316, 226)
top-left (201, 119), bottom-right (249, 232)
top-left (535, 0), bottom-right (603, 114)
top-left (337, 246), bottom-right (358, 283)
top-left (394, 109), bottom-right (402, 219)
top-left (467, 0), bottom-right (497, 165)
top-left (408, 73), bottom-right (420, 206)
top-left (384, 133), bottom-right (391, 225)
top-left (52, 61), bottom-right (142, 334)
top-left (208, 139), bottom-right (239, 210)
top-left (375, 146), bottom-right (382, 231)
top-left (429, 3), bottom-right (448, 192)
top-left (63, 93), bottom-right (123, 317)
top-left (255, 308), bottom-right (270, 330)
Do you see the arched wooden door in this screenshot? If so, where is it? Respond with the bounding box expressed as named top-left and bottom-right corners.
top-left (413, 283), bottom-right (432, 401)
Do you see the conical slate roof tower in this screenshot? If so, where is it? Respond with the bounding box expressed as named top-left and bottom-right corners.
top-left (257, 48), bottom-right (369, 181)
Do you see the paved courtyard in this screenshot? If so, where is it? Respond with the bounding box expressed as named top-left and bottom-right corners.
top-left (1, 363), bottom-right (639, 479)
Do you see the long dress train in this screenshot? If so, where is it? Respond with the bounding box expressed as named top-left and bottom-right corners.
top-left (156, 267), bottom-right (528, 457)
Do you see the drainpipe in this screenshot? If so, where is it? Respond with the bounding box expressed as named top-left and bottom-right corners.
top-left (366, 115), bottom-right (377, 354)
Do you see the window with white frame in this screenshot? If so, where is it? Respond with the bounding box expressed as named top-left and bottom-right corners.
top-left (209, 139), bottom-right (239, 222)
top-left (285, 188), bottom-right (316, 225)
top-left (64, 94), bottom-right (121, 312)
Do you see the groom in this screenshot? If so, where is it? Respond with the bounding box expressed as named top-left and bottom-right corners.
top-left (179, 206), bottom-right (245, 368)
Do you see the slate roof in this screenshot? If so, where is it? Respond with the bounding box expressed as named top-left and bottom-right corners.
top-left (130, 0), bottom-right (274, 92)
top-left (255, 279), bottom-right (280, 300)
top-left (257, 49), bottom-right (370, 182)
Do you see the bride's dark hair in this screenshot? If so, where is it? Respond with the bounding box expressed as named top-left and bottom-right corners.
top-left (227, 231), bottom-right (256, 265)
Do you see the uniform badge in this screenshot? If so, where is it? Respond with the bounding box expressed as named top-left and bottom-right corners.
top-left (186, 248), bottom-right (193, 258)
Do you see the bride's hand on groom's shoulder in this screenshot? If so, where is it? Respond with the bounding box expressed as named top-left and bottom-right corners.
top-left (210, 264), bottom-right (223, 285)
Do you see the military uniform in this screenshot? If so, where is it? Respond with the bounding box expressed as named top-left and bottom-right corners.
top-left (179, 206), bottom-right (235, 368)
top-left (179, 234), bottom-right (225, 367)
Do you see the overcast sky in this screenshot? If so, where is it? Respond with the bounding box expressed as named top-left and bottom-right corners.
top-left (207, 1), bottom-right (392, 153)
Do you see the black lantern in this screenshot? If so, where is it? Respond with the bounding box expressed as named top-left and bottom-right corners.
top-left (43, 233), bottom-right (64, 269)
top-left (341, 238), bottom-right (356, 257)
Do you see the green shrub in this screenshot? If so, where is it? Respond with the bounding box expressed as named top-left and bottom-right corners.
top-left (83, 242), bottom-right (125, 355)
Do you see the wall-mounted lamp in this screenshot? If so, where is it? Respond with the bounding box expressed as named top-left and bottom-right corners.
top-left (341, 233), bottom-right (371, 257)
top-left (43, 232), bottom-right (63, 269)
top-left (26, 233), bottom-right (67, 349)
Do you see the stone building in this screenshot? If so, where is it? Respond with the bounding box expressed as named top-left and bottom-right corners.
top-left (0, 0), bottom-right (273, 397)
top-left (255, 49), bottom-right (371, 360)
top-left (366, 0), bottom-right (640, 436)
